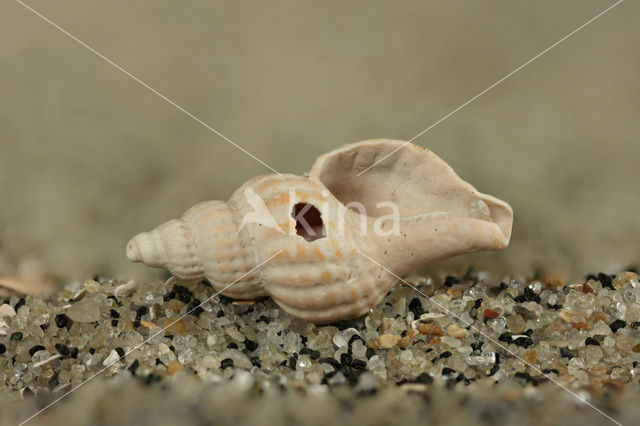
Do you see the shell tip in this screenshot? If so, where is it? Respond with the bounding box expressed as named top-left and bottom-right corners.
top-left (126, 238), bottom-right (141, 263)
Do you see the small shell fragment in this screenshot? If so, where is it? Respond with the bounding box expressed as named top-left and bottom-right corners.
top-left (114, 280), bottom-right (137, 298)
top-left (103, 349), bottom-right (122, 366)
top-left (33, 354), bottom-right (62, 368)
top-left (0, 304), bottom-right (17, 318)
top-left (0, 276), bottom-right (52, 296)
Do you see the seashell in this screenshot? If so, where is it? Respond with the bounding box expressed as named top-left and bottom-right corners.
top-left (0, 276), bottom-right (53, 297)
top-left (126, 139), bottom-right (513, 324)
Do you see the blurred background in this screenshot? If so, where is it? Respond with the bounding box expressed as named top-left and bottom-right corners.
top-left (0, 0), bottom-right (638, 284)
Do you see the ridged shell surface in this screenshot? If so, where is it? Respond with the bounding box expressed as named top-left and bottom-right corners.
top-left (181, 200), bottom-right (265, 299)
top-left (229, 174), bottom-right (392, 323)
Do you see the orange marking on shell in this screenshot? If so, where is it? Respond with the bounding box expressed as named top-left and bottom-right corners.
top-left (274, 249), bottom-right (290, 260)
top-left (350, 288), bottom-right (358, 303)
top-left (321, 269), bottom-right (332, 282)
top-left (264, 192), bottom-right (289, 207)
top-left (328, 238), bottom-right (345, 259)
top-left (276, 292), bottom-right (317, 309)
top-left (216, 262), bottom-right (234, 273)
top-left (296, 192), bottom-right (329, 207)
top-left (296, 245), bottom-right (307, 260)
top-left (278, 220), bottom-right (293, 230)
top-left (275, 293), bottom-right (300, 308)
top-left (254, 177), bottom-right (293, 193)
top-left (275, 274), bottom-right (314, 287)
top-left (325, 292), bottom-right (338, 306)
top-left (296, 276), bottom-right (313, 286)
top-left (294, 193), bottom-right (310, 203)
top-left (312, 246), bottom-right (326, 261)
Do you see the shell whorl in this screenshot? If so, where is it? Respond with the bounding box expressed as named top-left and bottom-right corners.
top-left (126, 219), bottom-right (203, 281)
top-left (181, 200), bottom-right (266, 299)
top-left (228, 174), bottom-right (393, 323)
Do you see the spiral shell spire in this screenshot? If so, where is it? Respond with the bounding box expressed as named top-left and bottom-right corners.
top-left (127, 219), bottom-right (203, 281)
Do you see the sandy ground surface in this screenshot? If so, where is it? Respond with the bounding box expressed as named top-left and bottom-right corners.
top-left (1, 0), bottom-right (639, 283)
top-left (2, 271), bottom-right (640, 426)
